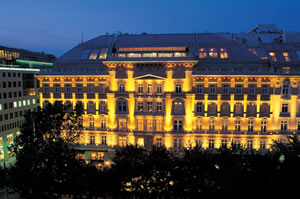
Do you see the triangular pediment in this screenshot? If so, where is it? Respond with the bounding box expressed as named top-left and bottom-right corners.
top-left (134, 74), bottom-right (166, 80)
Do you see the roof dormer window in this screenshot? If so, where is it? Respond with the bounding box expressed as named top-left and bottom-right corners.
top-left (209, 48), bottom-right (218, 59)
top-left (89, 49), bottom-right (99, 60)
top-left (199, 48), bottom-right (207, 59)
top-left (220, 48), bottom-right (228, 59)
top-left (80, 49), bottom-right (90, 60)
top-left (269, 52), bottom-right (277, 62)
top-left (283, 52), bottom-right (291, 62)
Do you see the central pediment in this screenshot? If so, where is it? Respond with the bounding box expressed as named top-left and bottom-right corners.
top-left (134, 74), bottom-right (166, 80)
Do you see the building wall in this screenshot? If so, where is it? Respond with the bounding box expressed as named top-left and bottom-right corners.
top-left (37, 62), bottom-right (299, 163)
top-left (0, 68), bottom-right (39, 163)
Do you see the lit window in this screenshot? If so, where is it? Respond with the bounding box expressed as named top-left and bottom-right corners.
top-left (235, 103), bottom-right (243, 114)
top-left (235, 120), bottom-right (241, 132)
top-left (7, 134), bottom-right (13, 144)
top-left (0, 138), bottom-right (3, 147)
top-left (143, 52), bottom-right (157, 58)
top-left (174, 52), bottom-right (187, 57)
top-left (221, 103), bottom-right (230, 114)
top-left (118, 53), bottom-right (126, 58)
top-left (282, 67), bottom-right (291, 74)
top-left (99, 48), bottom-right (108, 59)
top-left (220, 48), bottom-right (228, 59)
top-left (209, 48), bottom-right (218, 59)
top-left (269, 52), bottom-right (277, 62)
top-left (147, 102), bottom-right (153, 113)
top-left (199, 48), bottom-right (207, 59)
top-left (174, 101), bottom-right (184, 113)
top-left (158, 53), bottom-right (173, 57)
top-left (90, 135), bottom-right (95, 144)
top-left (101, 135), bottom-right (107, 144)
top-left (156, 138), bottom-right (162, 147)
top-left (196, 119), bottom-right (202, 131)
top-left (99, 101), bottom-right (106, 112)
top-left (118, 119), bottom-right (127, 131)
top-left (23, 100), bottom-right (26, 106)
top-left (156, 120), bottom-right (163, 131)
top-left (283, 52), bottom-right (291, 62)
top-left (209, 120), bottom-right (215, 131)
top-left (32, 99), bottom-right (36, 105)
top-left (137, 138), bottom-right (144, 147)
top-left (119, 136), bottom-right (127, 147)
top-left (13, 102), bottom-right (17, 108)
top-left (137, 120), bottom-right (144, 131)
top-left (89, 49), bottom-right (99, 60)
top-left (127, 53), bottom-right (142, 58)
top-left (147, 83), bottom-right (153, 94)
top-left (147, 120), bottom-right (153, 131)
top-left (80, 49), bottom-right (90, 60)
top-left (18, 101), bottom-right (22, 107)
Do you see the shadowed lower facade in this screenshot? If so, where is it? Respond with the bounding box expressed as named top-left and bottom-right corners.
top-left (37, 28), bottom-right (300, 167)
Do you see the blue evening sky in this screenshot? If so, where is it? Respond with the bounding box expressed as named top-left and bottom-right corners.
top-left (0, 0), bottom-right (299, 57)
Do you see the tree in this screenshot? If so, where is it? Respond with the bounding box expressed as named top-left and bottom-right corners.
top-left (8, 102), bottom-right (88, 198)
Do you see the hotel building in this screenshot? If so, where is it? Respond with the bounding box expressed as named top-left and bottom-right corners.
top-left (0, 46), bottom-right (55, 164)
top-left (37, 25), bottom-right (300, 165)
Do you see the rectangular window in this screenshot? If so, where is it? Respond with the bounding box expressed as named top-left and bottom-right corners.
top-left (118, 102), bottom-right (127, 113)
top-left (89, 49), bottom-right (99, 60)
top-left (196, 84), bottom-right (203, 94)
top-left (235, 120), bottom-right (241, 132)
top-left (55, 84), bottom-right (60, 93)
top-left (147, 83), bottom-right (152, 94)
top-left (248, 120), bottom-right (254, 132)
top-left (199, 48), bottom-right (207, 58)
top-left (66, 84), bottom-right (71, 93)
top-left (209, 139), bottom-right (215, 149)
top-left (175, 83), bottom-right (182, 94)
top-left (158, 53), bottom-right (173, 57)
top-left (89, 135), bottom-right (95, 144)
top-left (269, 52), bottom-right (277, 62)
top-left (127, 53), bottom-right (142, 58)
top-left (282, 85), bottom-right (289, 97)
top-left (260, 140), bottom-right (266, 150)
top-left (174, 102), bottom-right (183, 113)
top-left (143, 52), bottom-right (157, 58)
top-left (157, 84), bottom-right (162, 93)
top-left (209, 84), bottom-right (216, 94)
top-left (77, 84), bottom-right (83, 93)
top-left (118, 119), bottom-right (127, 131)
top-left (261, 121), bottom-right (267, 132)
top-left (100, 118), bottom-right (106, 129)
top-left (173, 120), bottom-right (183, 132)
top-left (281, 103), bottom-right (289, 113)
top-left (209, 120), bottom-right (215, 131)
top-left (137, 120), bottom-right (144, 131)
top-left (220, 48), bottom-right (228, 59)
top-left (119, 83), bottom-right (125, 92)
top-left (156, 120), bottom-right (163, 131)
top-left (99, 48), bottom-right (108, 59)
top-left (247, 140), bottom-right (253, 149)
top-left (221, 139), bottom-right (227, 148)
top-left (262, 85), bottom-right (269, 95)
top-left (281, 121), bottom-right (288, 131)
top-left (156, 138), bottom-right (162, 147)
top-left (147, 120), bottom-right (153, 131)
top-left (283, 52), bottom-right (291, 62)
top-left (222, 120), bottom-right (228, 132)
top-left (209, 48), bottom-right (218, 59)
top-left (101, 136), bottom-right (107, 145)
top-left (196, 102), bottom-right (203, 113)
top-left (137, 102), bottom-right (144, 112)
top-left (249, 85), bottom-right (255, 95)
top-left (157, 102), bottom-right (163, 112)
top-left (236, 84), bottom-right (242, 95)
top-left (147, 102), bottom-right (153, 113)
top-left (174, 52), bottom-right (187, 57)
top-left (88, 84), bottom-right (94, 93)
top-left (119, 137), bottom-right (127, 147)
top-left (196, 119), bottom-right (202, 131)
top-left (44, 84), bottom-right (49, 93)
top-left (222, 84), bottom-right (229, 94)
top-left (138, 83), bottom-right (143, 93)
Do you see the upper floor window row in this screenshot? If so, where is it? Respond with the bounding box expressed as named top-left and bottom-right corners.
top-left (116, 52), bottom-right (187, 58)
top-left (43, 84), bottom-right (106, 94)
top-left (199, 48), bottom-right (228, 59)
top-left (269, 51), bottom-right (292, 62)
top-left (80, 48), bottom-right (108, 60)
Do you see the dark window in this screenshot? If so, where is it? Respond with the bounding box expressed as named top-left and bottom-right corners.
top-left (9, 103), bottom-right (13, 108)
top-left (3, 93), bottom-right (7, 99)
top-left (8, 73), bottom-right (11, 77)
top-left (17, 73), bottom-right (20, 77)
top-left (2, 72), bottom-right (6, 77)
top-left (0, 115), bottom-right (2, 121)
top-left (3, 82), bottom-right (6, 88)
top-left (14, 92), bottom-right (17, 97)
top-left (18, 91), bottom-right (22, 97)
top-left (4, 104), bottom-right (8, 109)
top-left (13, 73), bottom-right (16, 77)
top-left (18, 81), bottom-right (21, 87)
top-left (5, 114), bottom-right (8, 120)
top-left (13, 82), bottom-right (16, 87)
top-left (9, 92), bottom-right (12, 98)
top-left (14, 112), bottom-right (18, 118)
top-left (8, 82), bottom-right (11, 88)
top-left (19, 111), bottom-right (23, 116)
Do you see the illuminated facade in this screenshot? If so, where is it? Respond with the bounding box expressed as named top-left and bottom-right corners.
top-left (0, 46), bottom-right (55, 165)
top-left (37, 29), bottom-right (300, 164)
